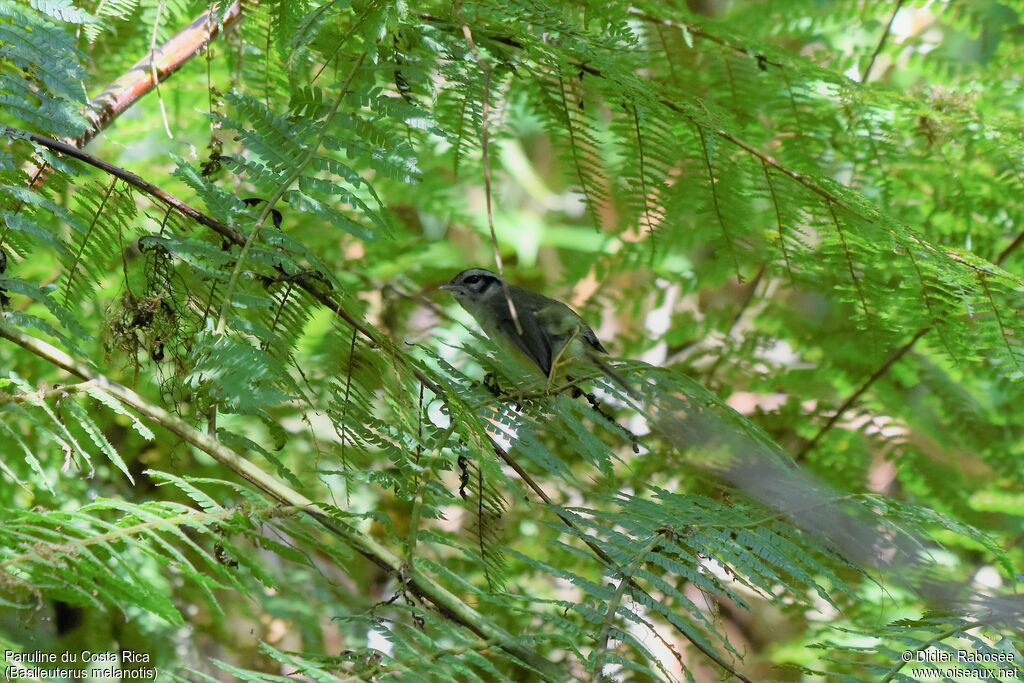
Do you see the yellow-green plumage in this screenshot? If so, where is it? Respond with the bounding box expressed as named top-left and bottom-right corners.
top-left (440, 269), bottom-right (606, 378)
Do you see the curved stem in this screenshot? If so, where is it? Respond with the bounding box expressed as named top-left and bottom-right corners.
top-left (590, 533), bottom-right (663, 682)
top-left (862, 0), bottom-right (905, 82)
top-left (215, 52), bottom-right (366, 334)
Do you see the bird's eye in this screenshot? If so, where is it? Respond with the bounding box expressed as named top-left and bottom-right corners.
top-left (465, 275), bottom-right (480, 285)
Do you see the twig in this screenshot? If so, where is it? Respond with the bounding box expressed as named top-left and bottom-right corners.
top-left (149, 0), bottom-right (175, 139)
top-left (216, 52), bottom-right (366, 333)
top-left (7, 129), bottom-right (243, 244)
top-left (590, 533), bottom-right (663, 682)
top-left (862, 0), bottom-right (905, 82)
top-left (628, 10), bottom-right (784, 69)
top-left (796, 328), bottom-right (927, 459)
top-left (703, 265), bottom-right (765, 385)
top-left (0, 379), bottom-right (97, 404)
top-left (458, 13), bottom-right (523, 335)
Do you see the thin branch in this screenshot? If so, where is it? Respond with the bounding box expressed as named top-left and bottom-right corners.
top-left (796, 328), bottom-right (927, 460)
top-left (0, 379), bottom-right (97, 404)
top-left (590, 533), bottom-right (663, 682)
top-left (996, 229), bottom-right (1024, 266)
top-left (629, 10), bottom-right (784, 69)
top-left (216, 52), bottom-right (366, 333)
top-left (8, 128), bottom-right (242, 245)
top-left (862, 0), bottom-right (905, 82)
top-left (149, 0), bottom-right (175, 139)
top-left (494, 435), bottom-right (752, 682)
top-left (0, 322), bottom-right (566, 683)
top-left (703, 265), bottom-right (765, 385)
top-left (459, 16), bottom-right (523, 335)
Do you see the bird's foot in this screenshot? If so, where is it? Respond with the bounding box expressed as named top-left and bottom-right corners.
top-left (482, 372), bottom-right (502, 397)
top-left (476, 373), bottom-right (532, 409)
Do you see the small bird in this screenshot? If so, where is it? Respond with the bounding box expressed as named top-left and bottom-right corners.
top-left (440, 268), bottom-right (610, 384)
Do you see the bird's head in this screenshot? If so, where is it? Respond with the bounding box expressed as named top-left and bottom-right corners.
top-left (439, 268), bottom-right (501, 304)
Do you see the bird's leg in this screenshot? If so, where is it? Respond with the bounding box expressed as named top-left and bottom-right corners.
top-left (547, 329), bottom-right (579, 391)
top-left (482, 372), bottom-right (502, 397)
top-left (473, 371), bottom-right (529, 411)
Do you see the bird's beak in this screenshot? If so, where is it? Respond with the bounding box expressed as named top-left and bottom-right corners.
top-left (439, 283), bottom-right (458, 292)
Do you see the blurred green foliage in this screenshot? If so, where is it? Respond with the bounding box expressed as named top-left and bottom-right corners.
top-left (0, 0), bottom-right (1022, 680)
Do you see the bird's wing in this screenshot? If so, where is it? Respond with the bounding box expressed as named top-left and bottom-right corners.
top-left (532, 294), bottom-right (607, 355)
top-left (489, 287), bottom-right (606, 375)
top-left (490, 289), bottom-right (557, 375)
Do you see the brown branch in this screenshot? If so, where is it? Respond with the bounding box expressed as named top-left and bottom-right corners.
top-left (624, 10), bottom-right (786, 69)
top-left (78, 0), bottom-right (243, 148)
top-left (9, 129), bottom-right (241, 245)
top-left (996, 229), bottom-right (1024, 264)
